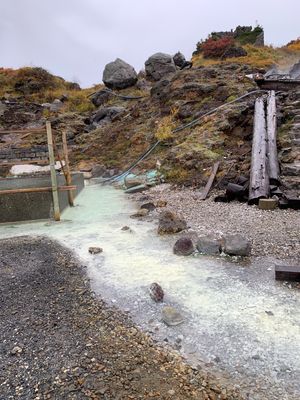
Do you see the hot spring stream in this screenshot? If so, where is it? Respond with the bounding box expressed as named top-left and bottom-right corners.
top-left (1, 183), bottom-right (299, 399)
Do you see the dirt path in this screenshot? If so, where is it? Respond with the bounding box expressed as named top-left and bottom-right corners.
top-left (0, 236), bottom-right (242, 400)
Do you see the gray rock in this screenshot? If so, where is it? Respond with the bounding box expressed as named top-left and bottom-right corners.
top-left (145, 53), bottom-right (176, 81)
top-left (149, 282), bottom-right (164, 302)
top-left (10, 346), bottom-right (23, 355)
top-left (150, 78), bottom-right (171, 100)
top-left (103, 58), bottom-right (138, 90)
top-left (90, 89), bottom-right (113, 107)
top-left (88, 247), bottom-right (103, 254)
top-left (91, 106), bottom-right (125, 127)
top-left (173, 237), bottom-right (194, 256)
top-left (162, 306), bottom-right (184, 326)
top-left (140, 202), bottom-right (156, 211)
top-left (223, 234), bottom-right (251, 256)
top-left (158, 211), bottom-right (187, 235)
top-left (50, 99), bottom-right (63, 112)
top-left (173, 52), bottom-right (186, 68)
top-left (130, 208), bottom-right (149, 218)
top-left (197, 235), bottom-right (221, 255)
top-left (91, 164), bottom-right (106, 177)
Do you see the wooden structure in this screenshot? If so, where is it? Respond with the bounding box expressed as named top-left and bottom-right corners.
top-left (198, 161), bottom-right (220, 200)
top-left (266, 91), bottom-right (280, 184)
top-left (0, 122), bottom-right (75, 221)
top-left (275, 265), bottom-right (300, 282)
top-left (248, 97), bottom-right (269, 204)
top-left (255, 77), bottom-right (300, 91)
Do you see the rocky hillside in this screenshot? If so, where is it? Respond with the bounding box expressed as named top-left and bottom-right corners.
top-left (1, 27), bottom-right (300, 186)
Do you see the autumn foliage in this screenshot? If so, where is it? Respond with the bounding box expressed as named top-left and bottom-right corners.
top-left (200, 37), bottom-right (235, 59)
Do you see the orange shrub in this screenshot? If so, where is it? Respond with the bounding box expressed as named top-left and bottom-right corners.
top-left (200, 36), bottom-right (235, 59)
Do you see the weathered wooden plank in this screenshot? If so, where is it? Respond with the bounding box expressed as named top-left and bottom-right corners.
top-left (46, 121), bottom-right (60, 221)
top-left (0, 186), bottom-right (77, 195)
top-left (275, 265), bottom-right (300, 282)
top-left (248, 97), bottom-right (269, 204)
top-left (62, 131), bottom-right (74, 206)
top-left (198, 161), bottom-right (220, 200)
top-left (0, 160), bottom-right (49, 166)
top-left (266, 91), bottom-right (280, 184)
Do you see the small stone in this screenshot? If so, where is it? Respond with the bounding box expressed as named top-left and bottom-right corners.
top-left (88, 247), bottom-right (103, 254)
top-left (140, 202), bottom-right (156, 212)
top-left (11, 346), bottom-right (23, 355)
top-left (130, 208), bottom-right (149, 218)
top-left (158, 211), bottom-right (187, 235)
top-left (162, 306), bottom-right (184, 326)
top-left (173, 237), bottom-right (194, 256)
top-left (156, 200), bottom-right (167, 208)
top-left (149, 283), bottom-right (164, 302)
top-left (223, 234), bottom-right (251, 257)
top-left (168, 389), bottom-right (176, 395)
top-left (121, 226), bottom-right (130, 231)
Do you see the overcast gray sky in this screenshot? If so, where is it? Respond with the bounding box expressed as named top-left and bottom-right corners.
top-left (0, 0), bottom-right (299, 87)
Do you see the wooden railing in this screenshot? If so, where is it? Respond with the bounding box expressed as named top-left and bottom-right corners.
top-left (0, 122), bottom-right (75, 221)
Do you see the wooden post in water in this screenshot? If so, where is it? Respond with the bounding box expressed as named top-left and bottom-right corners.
top-left (266, 90), bottom-right (280, 185)
top-left (62, 131), bottom-right (74, 206)
top-left (46, 121), bottom-right (60, 221)
top-left (248, 97), bottom-right (269, 204)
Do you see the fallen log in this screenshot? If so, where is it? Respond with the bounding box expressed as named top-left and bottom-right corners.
top-left (198, 161), bottom-right (220, 200)
top-left (248, 97), bottom-right (269, 204)
top-left (266, 91), bottom-right (280, 184)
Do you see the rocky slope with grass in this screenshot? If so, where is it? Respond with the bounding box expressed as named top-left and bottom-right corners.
top-left (1, 27), bottom-right (300, 187)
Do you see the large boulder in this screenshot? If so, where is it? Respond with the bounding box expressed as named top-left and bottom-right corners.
top-left (173, 237), bottom-right (194, 256)
top-left (103, 58), bottom-right (138, 90)
top-left (145, 53), bottom-right (176, 81)
top-left (158, 210), bottom-right (187, 235)
top-left (223, 234), bottom-right (251, 256)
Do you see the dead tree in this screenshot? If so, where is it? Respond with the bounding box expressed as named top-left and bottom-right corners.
top-left (248, 97), bottom-right (269, 204)
top-left (266, 90), bottom-right (280, 185)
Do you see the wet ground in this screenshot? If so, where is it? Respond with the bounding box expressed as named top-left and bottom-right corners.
top-left (1, 236), bottom-right (239, 399)
top-left (0, 183), bottom-right (299, 399)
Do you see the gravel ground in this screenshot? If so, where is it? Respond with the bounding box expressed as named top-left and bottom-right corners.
top-left (0, 236), bottom-right (242, 400)
top-left (142, 185), bottom-right (300, 260)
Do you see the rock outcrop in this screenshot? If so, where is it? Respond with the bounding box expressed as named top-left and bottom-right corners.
top-left (103, 58), bottom-right (138, 90)
top-left (145, 53), bottom-right (176, 81)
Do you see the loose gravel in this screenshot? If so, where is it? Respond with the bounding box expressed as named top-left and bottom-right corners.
top-left (145, 185), bottom-right (300, 260)
top-left (0, 236), bottom-right (242, 400)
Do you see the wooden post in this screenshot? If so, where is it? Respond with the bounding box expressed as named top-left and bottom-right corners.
top-left (62, 131), bottom-right (74, 206)
top-left (248, 98), bottom-right (269, 204)
top-left (198, 161), bottom-right (220, 200)
top-left (266, 90), bottom-right (280, 184)
top-left (46, 121), bottom-right (60, 221)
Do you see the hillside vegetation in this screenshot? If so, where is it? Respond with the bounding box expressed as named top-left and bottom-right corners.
top-left (1, 30), bottom-right (300, 185)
